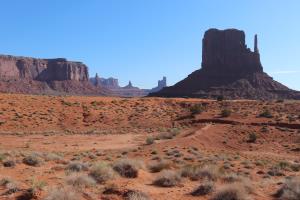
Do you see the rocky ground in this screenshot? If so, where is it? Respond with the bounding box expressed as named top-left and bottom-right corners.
top-left (0, 94), bottom-right (299, 200)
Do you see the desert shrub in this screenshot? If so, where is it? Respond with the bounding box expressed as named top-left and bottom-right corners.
top-left (89, 162), bottom-right (115, 183)
top-left (23, 153), bottom-right (43, 166)
top-left (274, 177), bottom-right (300, 200)
top-left (217, 95), bottom-right (224, 101)
top-left (222, 173), bottom-right (243, 183)
top-left (3, 159), bottom-right (16, 167)
top-left (181, 164), bottom-right (220, 181)
top-left (166, 149), bottom-right (183, 157)
top-left (259, 109), bottom-right (273, 118)
top-left (66, 173), bottom-right (95, 188)
top-left (190, 181), bottom-right (214, 196)
top-left (221, 109), bottom-right (231, 117)
top-left (44, 187), bottom-right (79, 200)
top-left (290, 163), bottom-right (300, 172)
top-left (148, 159), bottom-right (172, 173)
top-left (153, 170), bottom-right (181, 187)
top-left (43, 153), bottom-right (63, 162)
top-left (155, 128), bottom-right (180, 140)
top-left (145, 136), bottom-right (154, 145)
top-left (113, 159), bottom-right (143, 178)
top-left (277, 161), bottom-right (292, 170)
top-left (190, 104), bottom-right (204, 115)
top-left (125, 190), bottom-right (150, 200)
top-left (268, 166), bottom-right (285, 176)
top-left (156, 132), bottom-right (174, 140)
top-left (261, 126), bottom-right (269, 133)
top-left (247, 133), bottom-right (257, 143)
top-left (0, 177), bottom-right (19, 195)
top-left (221, 173), bottom-right (253, 193)
top-left (0, 153), bottom-right (6, 162)
top-left (212, 184), bottom-right (249, 200)
top-left (0, 177), bottom-right (14, 187)
top-left (66, 161), bottom-right (89, 172)
top-left (29, 178), bottom-right (47, 196)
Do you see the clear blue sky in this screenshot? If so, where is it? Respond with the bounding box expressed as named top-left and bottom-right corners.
top-left (0, 0), bottom-right (299, 90)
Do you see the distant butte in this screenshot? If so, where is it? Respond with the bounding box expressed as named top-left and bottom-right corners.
top-left (149, 28), bottom-right (300, 100)
top-left (90, 74), bottom-right (167, 97)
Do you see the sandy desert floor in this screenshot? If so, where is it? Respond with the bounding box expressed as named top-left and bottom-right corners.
top-left (0, 94), bottom-right (299, 200)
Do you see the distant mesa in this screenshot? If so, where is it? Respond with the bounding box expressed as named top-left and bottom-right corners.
top-left (90, 73), bottom-right (119, 89)
top-left (149, 76), bottom-right (167, 93)
top-left (0, 55), bottom-right (109, 95)
top-left (150, 28), bottom-right (300, 99)
top-left (90, 74), bottom-right (167, 97)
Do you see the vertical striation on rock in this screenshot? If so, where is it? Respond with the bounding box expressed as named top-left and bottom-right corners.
top-left (0, 56), bottom-right (89, 81)
top-left (201, 29), bottom-right (263, 74)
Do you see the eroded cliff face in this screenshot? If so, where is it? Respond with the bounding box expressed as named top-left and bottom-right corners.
top-left (150, 28), bottom-right (300, 100)
top-left (0, 55), bottom-right (109, 95)
top-left (0, 55), bottom-right (88, 81)
top-left (201, 29), bottom-right (262, 74)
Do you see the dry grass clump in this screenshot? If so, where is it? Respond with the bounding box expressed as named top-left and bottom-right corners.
top-left (0, 177), bottom-right (19, 195)
top-left (190, 104), bottom-right (204, 115)
top-left (23, 153), bottom-right (43, 166)
top-left (259, 109), bottom-right (273, 118)
top-left (43, 152), bottom-right (63, 162)
top-left (89, 162), bottom-right (115, 183)
top-left (0, 177), bottom-right (17, 189)
top-left (66, 161), bottom-right (89, 172)
top-left (221, 109), bottom-right (232, 117)
top-left (275, 177), bottom-right (300, 200)
top-left (190, 181), bottom-right (214, 196)
top-left (66, 173), bottom-right (96, 189)
top-left (153, 170), bottom-right (181, 187)
top-left (222, 173), bottom-right (244, 183)
top-left (125, 190), bottom-right (151, 200)
top-left (268, 166), bottom-right (285, 176)
top-left (113, 159), bottom-right (143, 178)
top-left (155, 129), bottom-right (180, 140)
top-left (44, 187), bottom-right (79, 200)
top-left (221, 173), bottom-right (253, 193)
top-left (148, 159), bottom-right (172, 173)
top-left (212, 183), bottom-right (250, 200)
top-left (28, 178), bottom-right (47, 198)
top-left (145, 136), bottom-right (154, 145)
top-left (0, 177), bottom-right (13, 187)
top-left (181, 164), bottom-right (220, 181)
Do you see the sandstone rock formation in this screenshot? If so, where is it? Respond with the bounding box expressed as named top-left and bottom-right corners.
top-left (90, 74), bottom-right (148, 97)
top-left (149, 76), bottom-right (167, 93)
top-left (110, 81), bottom-right (148, 97)
top-left (90, 74), bottom-right (119, 89)
top-left (0, 55), bottom-right (109, 95)
top-left (150, 28), bottom-right (300, 100)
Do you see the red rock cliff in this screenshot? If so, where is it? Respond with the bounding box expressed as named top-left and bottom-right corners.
top-left (0, 55), bottom-right (88, 81)
top-left (0, 55), bottom-right (110, 95)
